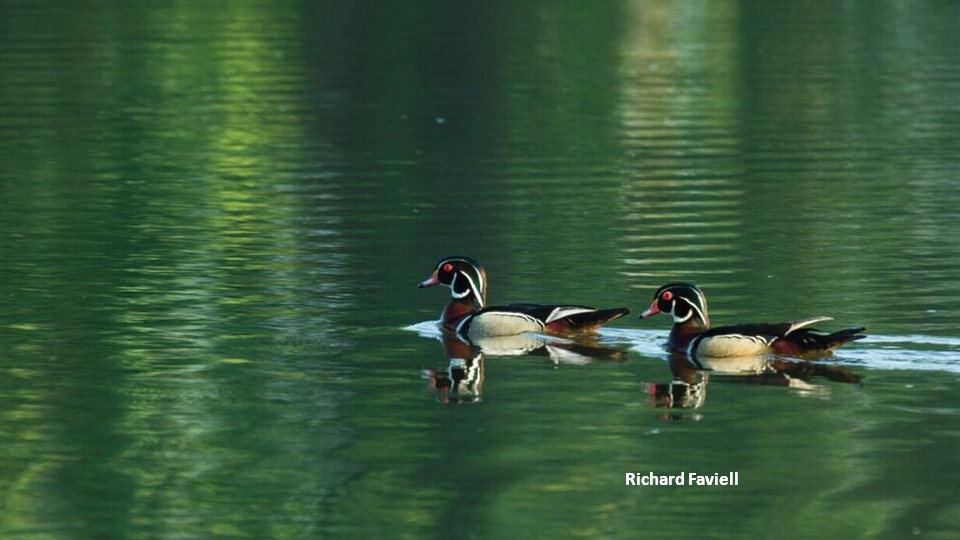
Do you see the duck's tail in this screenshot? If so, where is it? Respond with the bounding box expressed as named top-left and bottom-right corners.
top-left (784, 326), bottom-right (866, 355)
top-left (546, 307), bottom-right (630, 333)
top-left (820, 327), bottom-right (867, 351)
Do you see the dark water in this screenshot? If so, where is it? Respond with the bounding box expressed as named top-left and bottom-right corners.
top-left (2, 1), bottom-right (960, 538)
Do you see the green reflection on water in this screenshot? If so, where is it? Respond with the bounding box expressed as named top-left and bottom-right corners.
top-left (1, 0), bottom-right (960, 539)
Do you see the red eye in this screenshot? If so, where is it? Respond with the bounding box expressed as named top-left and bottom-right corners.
top-left (442, 263), bottom-right (453, 272)
top-left (661, 291), bottom-right (673, 301)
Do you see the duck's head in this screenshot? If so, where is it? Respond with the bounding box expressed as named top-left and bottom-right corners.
top-left (639, 283), bottom-right (710, 327)
top-left (418, 256), bottom-right (487, 307)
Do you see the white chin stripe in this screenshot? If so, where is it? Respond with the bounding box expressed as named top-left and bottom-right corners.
top-left (448, 271), bottom-right (484, 306)
top-left (438, 258), bottom-right (484, 299)
top-left (693, 289), bottom-right (709, 327)
top-left (677, 296), bottom-right (707, 326)
top-left (449, 273), bottom-right (468, 298)
top-left (462, 272), bottom-right (483, 307)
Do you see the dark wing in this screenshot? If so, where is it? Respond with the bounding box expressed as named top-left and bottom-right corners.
top-left (701, 317), bottom-right (834, 341)
top-left (701, 317), bottom-right (864, 356)
top-left (701, 323), bottom-right (792, 341)
top-left (483, 303), bottom-right (630, 332)
top-left (485, 303), bottom-right (594, 322)
top-left (775, 326), bottom-right (867, 355)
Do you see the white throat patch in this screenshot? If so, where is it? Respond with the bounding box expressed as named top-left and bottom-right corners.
top-left (448, 271), bottom-right (484, 307)
top-left (675, 296), bottom-right (708, 326)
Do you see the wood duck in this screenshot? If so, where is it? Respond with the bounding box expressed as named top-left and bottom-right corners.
top-left (639, 283), bottom-right (866, 360)
top-left (418, 256), bottom-right (630, 341)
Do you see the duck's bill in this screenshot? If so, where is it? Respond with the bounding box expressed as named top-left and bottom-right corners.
top-left (418, 272), bottom-right (440, 288)
top-left (639, 300), bottom-right (659, 319)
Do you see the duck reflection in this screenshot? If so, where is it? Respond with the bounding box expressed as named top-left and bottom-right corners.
top-left (644, 353), bottom-right (862, 417)
top-left (422, 336), bottom-right (485, 404)
top-left (423, 333), bottom-right (626, 404)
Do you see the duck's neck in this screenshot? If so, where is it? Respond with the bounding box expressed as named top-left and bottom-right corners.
top-left (668, 318), bottom-right (709, 352)
top-left (441, 296), bottom-right (481, 330)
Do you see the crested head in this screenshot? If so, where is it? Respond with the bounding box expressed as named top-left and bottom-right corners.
top-left (640, 282), bottom-right (710, 328)
top-left (418, 255), bottom-right (487, 307)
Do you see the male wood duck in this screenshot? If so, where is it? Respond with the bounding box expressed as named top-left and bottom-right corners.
top-left (639, 283), bottom-right (866, 360)
top-left (418, 256), bottom-right (629, 341)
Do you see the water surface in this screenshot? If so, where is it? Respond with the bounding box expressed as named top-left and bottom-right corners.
top-left (2, 1), bottom-right (960, 539)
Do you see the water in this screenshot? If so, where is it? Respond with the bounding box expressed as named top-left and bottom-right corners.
top-left (1, 0), bottom-right (960, 538)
